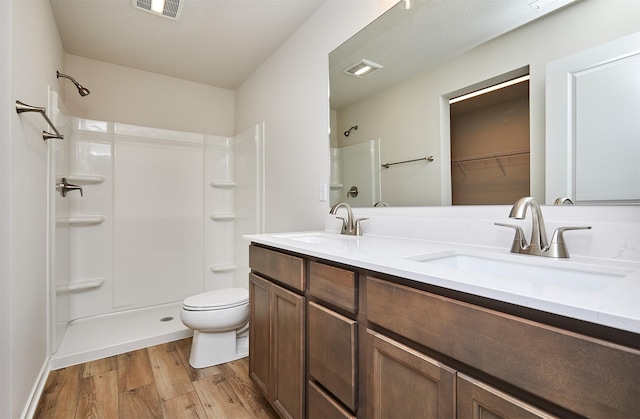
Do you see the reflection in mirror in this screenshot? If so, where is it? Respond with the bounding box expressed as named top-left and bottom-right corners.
top-left (329, 0), bottom-right (639, 207)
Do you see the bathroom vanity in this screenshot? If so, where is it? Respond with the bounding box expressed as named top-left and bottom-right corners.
top-left (246, 223), bottom-right (639, 419)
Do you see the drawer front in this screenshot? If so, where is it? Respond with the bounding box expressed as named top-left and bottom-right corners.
top-left (457, 373), bottom-right (555, 419)
top-left (309, 261), bottom-right (357, 313)
top-left (366, 276), bottom-right (640, 418)
top-left (308, 381), bottom-right (356, 419)
top-left (249, 245), bottom-right (305, 291)
top-left (308, 301), bottom-right (357, 411)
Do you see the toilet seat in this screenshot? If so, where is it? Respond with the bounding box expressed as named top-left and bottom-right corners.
top-left (183, 288), bottom-right (248, 311)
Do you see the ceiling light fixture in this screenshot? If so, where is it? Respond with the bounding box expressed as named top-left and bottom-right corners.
top-left (402, 0), bottom-right (416, 10)
top-left (133, 0), bottom-right (184, 20)
top-left (449, 75), bottom-right (530, 104)
top-left (529, 0), bottom-right (559, 11)
top-left (343, 59), bottom-right (383, 78)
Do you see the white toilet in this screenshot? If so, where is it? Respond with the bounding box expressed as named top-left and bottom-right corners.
top-left (180, 287), bottom-right (249, 368)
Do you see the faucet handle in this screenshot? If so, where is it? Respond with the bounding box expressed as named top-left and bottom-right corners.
top-left (354, 217), bottom-right (368, 236)
top-left (57, 177), bottom-right (84, 197)
top-left (495, 222), bottom-right (527, 252)
top-left (547, 226), bottom-right (592, 258)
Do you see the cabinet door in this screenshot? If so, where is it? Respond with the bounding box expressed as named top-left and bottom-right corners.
top-left (457, 374), bottom-right (555, 419)
top-left (271, 283), bottom-right (305, 419)
top-left (308, 301), bottom-right (357, 410)
top-left (366, 329), bottom-right (456, 419)
top-left (249, 273), bottom-right (271, 398)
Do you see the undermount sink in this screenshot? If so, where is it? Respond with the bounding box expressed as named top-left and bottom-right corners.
top-left (273, 232), bottom-right (357, 246)
top-left (405, 251), bottom-right (631, 291)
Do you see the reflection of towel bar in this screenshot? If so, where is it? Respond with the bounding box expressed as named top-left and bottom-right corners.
top-left (382, 155), bottom-right (434, 169)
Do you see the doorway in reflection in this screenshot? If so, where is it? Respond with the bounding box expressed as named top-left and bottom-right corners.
top-left (450, 76), bottom-right (530, 205)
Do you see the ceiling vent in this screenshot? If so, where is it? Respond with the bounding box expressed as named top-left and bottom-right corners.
top-left (343, 59), bottom-right (383, 78)
top-left (133, 0), bottom-right (184, 20)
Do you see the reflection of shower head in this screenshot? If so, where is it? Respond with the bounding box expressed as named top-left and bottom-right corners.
top-left (344, 125), bottom-right (358, 136)
top-left (57, 71), bottom-right (90, 96)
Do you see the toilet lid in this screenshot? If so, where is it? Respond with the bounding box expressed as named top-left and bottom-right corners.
top-left (183, 288), bottom-right (249, 311)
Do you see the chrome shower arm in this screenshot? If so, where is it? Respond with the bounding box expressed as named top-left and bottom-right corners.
top-left (15, 100), bottom-right (64, 140)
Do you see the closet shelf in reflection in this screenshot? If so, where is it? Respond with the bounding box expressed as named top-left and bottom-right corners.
top-left (209, 181), bottom-right (236, 188)
top-left (209, 264), bottom-right (236, 273)
top-left (452, 149), bottom-right (529, 179)
top-left (451, 149), bottom-right (529, 165)
top-left (56, 215), bottom-right (106, 226)
top-left (66, 175), bottom-right (105, 185)
top-left (209, 213), bottom-right (236, 221)
top-left (56, 277), bottom-right (105, 293)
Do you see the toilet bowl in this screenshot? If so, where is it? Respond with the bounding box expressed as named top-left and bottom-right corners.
top-left (180, 288), bottom-right (249, 368)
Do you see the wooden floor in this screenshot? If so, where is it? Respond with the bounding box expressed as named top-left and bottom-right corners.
top-left (35, 337), bottom-right (278, 419)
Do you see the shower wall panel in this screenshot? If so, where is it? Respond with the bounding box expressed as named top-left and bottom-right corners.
top-left (113, 133), bottom-right (204, 308)
top-left (65, 119), bottom-right (236, 320)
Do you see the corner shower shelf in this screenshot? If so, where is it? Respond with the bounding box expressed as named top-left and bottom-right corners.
top-left (209, 264), bottom-right (236, 273)
top-left (67, 175), bottom-right (106, 185)
top-left (209, 181), bottom-right (236, 188)
top-left (57, 215), bottom-right (106, 226)
top-left (209, 213), bottom-right (236, 221)
top-left (56, 277), bottom-right (105, 293)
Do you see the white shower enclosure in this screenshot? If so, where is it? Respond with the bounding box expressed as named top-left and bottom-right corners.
top-left (330, 139), bottom-right (381, 207)
top-left (49, 113), bottom-right (264, 358)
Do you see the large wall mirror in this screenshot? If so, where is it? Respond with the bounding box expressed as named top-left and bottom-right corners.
top-left (329, 0), bottom-right (639, 207)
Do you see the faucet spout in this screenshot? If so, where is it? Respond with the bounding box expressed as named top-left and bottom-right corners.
top-left (508, 197), bottom-right (549, 249)
top-left (496, 196), bottom-right (591, 258)
top-left (330, 202), bottom-right (367, 235)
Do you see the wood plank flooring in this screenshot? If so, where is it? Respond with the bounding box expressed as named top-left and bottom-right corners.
top-left (35, 337), bottom-right (279, 419)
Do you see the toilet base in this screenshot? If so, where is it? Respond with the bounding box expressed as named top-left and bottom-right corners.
top-left (189, 329), bottom-right (248, 369)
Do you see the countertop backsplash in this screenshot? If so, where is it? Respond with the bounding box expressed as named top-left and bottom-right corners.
top-left (325, 205), bottom-right (640, 262)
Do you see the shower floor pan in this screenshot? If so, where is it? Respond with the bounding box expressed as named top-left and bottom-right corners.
top-left (50, 301), bottom-right (192, 370)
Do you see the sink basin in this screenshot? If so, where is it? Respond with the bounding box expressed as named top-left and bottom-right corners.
top-left (273, 232), bottom-right (357, 247)
top-left (405, 251), bottom-right (631, 291)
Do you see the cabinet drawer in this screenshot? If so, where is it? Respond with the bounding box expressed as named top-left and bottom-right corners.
top-left (249, 245), bottom-right (305, 291)
top-left (366, 276), bottom-right (640, 418)
top-left (309, 261), bottom-right (357, 313)
top-left (308, 381), bottom-right (356, 419)
top-left (308, 301), bottom-right (357, 411)
top-left (457, 373), bottom-right (555, 419)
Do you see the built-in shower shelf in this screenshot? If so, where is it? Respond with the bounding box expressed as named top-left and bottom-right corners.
top-left (330, 183), bottom-right (344, 189)
top-left (209, 264), bottom-right (236, 273)
top-left (209, 213), bottom-right (236, 221)
top-left (57, 215), bottom-right (106, 226)
top-left (67, 175), bottom-right (106, 185)
top-left (56, 277), bottom-right (105, 293)
top-left (209, 181), bottom-right (236, 188)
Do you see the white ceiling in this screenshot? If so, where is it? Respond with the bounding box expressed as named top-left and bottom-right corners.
top-left (50, 0), bottom-right (327, 90)
top-left (329, 0), bottom-right (580, 110)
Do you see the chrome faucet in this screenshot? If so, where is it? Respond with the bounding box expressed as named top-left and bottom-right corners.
top-left (330, 202), bottom-right (368, 236)
top-left (495, 197), bottom-right (591, 258)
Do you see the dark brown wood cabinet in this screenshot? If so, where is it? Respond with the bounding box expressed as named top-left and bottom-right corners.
top-left (366, 329), bottom-right (456, 418)
top-left (249, 244), bottom-right (640, 419)
top-left (457, 373), bottom-right (555, 419)
top-left (249, 246), bottom-right (305, 419)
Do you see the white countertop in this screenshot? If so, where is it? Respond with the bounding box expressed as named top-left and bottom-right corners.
top-left (245, 231), bottom-right (640, 334)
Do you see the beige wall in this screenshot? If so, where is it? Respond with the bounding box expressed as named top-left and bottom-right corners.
top-left (336, 0), bottom-right (640, 206)
top-left (63, 54), bottom-right (235, 136)
top-left (2, 1), bottom-right (66, 417)
top-left (235, 0), bottom-right (396, 232)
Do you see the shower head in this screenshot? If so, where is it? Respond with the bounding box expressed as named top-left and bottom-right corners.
top-left (57, 71), bottom-right (90, 97)
top-left (344, 125), bottom-right (358, 137)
